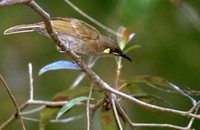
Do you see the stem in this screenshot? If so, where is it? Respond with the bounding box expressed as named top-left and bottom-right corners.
top-left (70, 57), bottom-right (98, 89)
top-left (87, 84), bottom-right (94, 130)
top-left (28, 63), bottom-right (34, 101)
top-left (115, 57), bottom-right (122, 89)
top-left (0, 103), bottom-right (28, 130)
top-left (0, 75), bottom-right (26, 130)
top-left (64, 0), bottom-right (121, 37)
top-left (111, 94), bottom-right (123, 130)
top-left (0, 0), bottom-right (31, 6)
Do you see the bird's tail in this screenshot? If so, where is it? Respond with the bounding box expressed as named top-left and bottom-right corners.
top-left (4, 24), bottom-right (41, 35)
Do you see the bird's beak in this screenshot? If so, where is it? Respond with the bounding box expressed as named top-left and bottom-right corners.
top-left (119, 53), bottom-right (132, 62)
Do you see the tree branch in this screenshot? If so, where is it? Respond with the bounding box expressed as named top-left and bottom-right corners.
top-left (0, 0), bottom-right (30, 6)
top-left (116, 101), bottom-right (193, 130)
top-left (111, 94), bottom-right (123, 130)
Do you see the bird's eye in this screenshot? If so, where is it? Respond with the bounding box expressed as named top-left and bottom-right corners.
top-left (103, 48), bottom-right (111, 54)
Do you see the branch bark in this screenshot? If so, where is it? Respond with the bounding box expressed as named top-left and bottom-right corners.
top-left (0, 0), bottom-right (30, 6)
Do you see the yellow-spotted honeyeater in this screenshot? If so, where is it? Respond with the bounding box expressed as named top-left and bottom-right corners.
top-left (4, 17), bottom-right (132, 61)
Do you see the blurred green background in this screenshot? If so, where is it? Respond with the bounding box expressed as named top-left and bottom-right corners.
top-left (0, 0), bottom-right (200, 130)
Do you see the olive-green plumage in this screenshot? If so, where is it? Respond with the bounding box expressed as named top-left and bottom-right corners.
top-left (4, 17), bottom-right (131, 61)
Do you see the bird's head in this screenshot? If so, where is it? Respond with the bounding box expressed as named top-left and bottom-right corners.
top-left (101, 36), bottom-right (132, 62)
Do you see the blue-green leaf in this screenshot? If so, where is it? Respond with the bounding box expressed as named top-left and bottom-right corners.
top-left (56, 96), bottom-right (89, 119)
top-left (39, 61), bottom-right (80, 75)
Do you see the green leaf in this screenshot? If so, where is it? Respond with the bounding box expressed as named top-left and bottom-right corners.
top-left (56, 96), bottom-right (89, 119)
top-left (39, 87), bottom-right (89, 129)
top-left (39, 60), bottom-right (80, 75)
top-left (184, 88), bottom-right (200, 96)
top-left (119, 82), bottom-right (171, 106)
top-left (127, 75), bottom-right (196, 105)
top-left (39, 107), bottom-right (60, 130)
top-left (133, 94), bottom-right (172, 106)
top-left (53, 87), bottom-right (89, 101)
top-left (118, 82), bottom-right (143, 94)
top-left (117, 26), bottom-right (135, 50)
top-left (125, 75), bottom-right (176, 94)
top-left (100, 107), bottom-right (125, 130)
top-left (124, 44), bottom-right (141, 53)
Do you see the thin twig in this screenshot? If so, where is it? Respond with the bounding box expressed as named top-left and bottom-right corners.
top-left (21, 106), bottom-right (45, 115)
top-left (170, 82), bottom-right (198, 130)
top-left (169, 83), bottom-right (196, 106)
top-left (0, 114), bottom-right (18, 130)
top-left (64, 0), bottom-right (121, 37)
top-left (116, 101), bottom-right (192, 130)
top-left (187, 117), bottom-right (195, 130)
top-left (21, 116), bottom-right (40, 122)
top-left (0, 75), bottom-right (26, 130)
top-left (115, 57), bottom-right (122, 89)
top-left (50, 115), bottom-right (84, 123)
top-left (70, 56), bottom-right (99, 89)
top-left (88, 98), bottom-right (106, 130)
top-left (87, 83), bottom-right (94, 130)
top-left (115, 101), bottom-right (135, 130)
top-left (0, 102), bottom-right (28, 130)
top-left (27, 100), bottom-right (92, 107)
top-left (28, 63), bottom-right (34, 101)
top-left (0, 0), bottom-right (31, 6)
top-left (111, 94), bottom-right (123, 130)
top-left (169, 0), bottom-right (200, 32)
top-left (186, 105), bottom-right (200, 129)
top-left (188, 100), bottom-right (200, 113)
top-left (70, 72), bottom-right (86, 89)
top-left (21, 114), bottom-right (83, 123)
top-left (91, 98), bottom-right (106, 110)
top-left (0, 98), bottom-right (94, 130)
top-left (133, 123), bottom-right (192, 130)
top-left (147, 83), bottom-right (177, 93)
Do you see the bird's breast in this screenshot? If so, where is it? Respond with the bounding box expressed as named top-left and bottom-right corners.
top-left (58, 34), bottom-right (103, 55)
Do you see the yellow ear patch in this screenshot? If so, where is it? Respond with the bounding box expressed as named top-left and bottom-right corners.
top-left (103, 48), bottom-right (111, 54)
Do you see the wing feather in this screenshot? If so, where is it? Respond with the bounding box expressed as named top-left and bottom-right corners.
top-left (51, 17), bottom-right (99, 40)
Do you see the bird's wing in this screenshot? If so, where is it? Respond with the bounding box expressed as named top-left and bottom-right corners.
top-left (51, 17), bottom-right (99, 40)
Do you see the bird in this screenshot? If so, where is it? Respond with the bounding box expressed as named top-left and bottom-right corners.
top-left (4, 17), bottom-right (132, 61)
